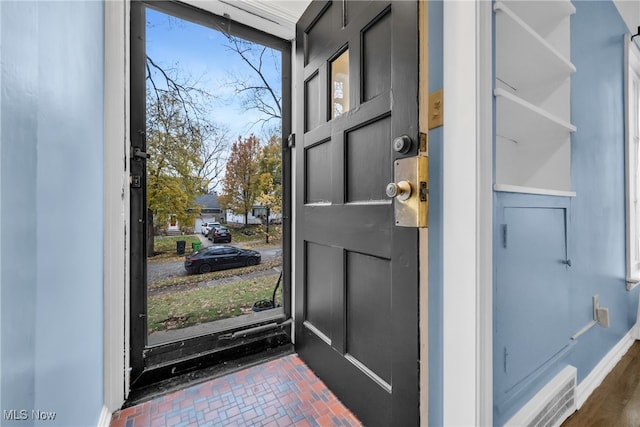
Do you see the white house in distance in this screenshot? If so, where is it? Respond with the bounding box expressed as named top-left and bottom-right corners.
top-left (160, 193), bottom-right (224, 235)
top-left (225, 210), bottom-right (263, 226)
top-left (193, 193), bottom-right (225, 232)
top-left (225, 204), bottom-right (283, 226)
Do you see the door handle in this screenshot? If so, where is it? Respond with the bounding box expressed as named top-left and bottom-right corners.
top-left (132, 147), bottom-right (150, 160)
top-left (385, 181), bottom-right (412, 201)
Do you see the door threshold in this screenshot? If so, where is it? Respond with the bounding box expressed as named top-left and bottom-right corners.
top-left (125, 339), bottom-right (294, 408)
top-left (148, 308), bottom-right (285, 346)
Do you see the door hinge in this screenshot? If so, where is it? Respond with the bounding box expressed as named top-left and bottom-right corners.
top-left (287, 133), bottom-right (295, 149)
top-left (502, 224), bottom-right (508, 248)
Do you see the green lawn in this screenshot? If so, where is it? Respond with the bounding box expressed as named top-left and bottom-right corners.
top-left (148, 272), bottom-right (282, 333)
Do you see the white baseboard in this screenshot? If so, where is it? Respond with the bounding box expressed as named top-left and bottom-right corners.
top-left (576, 329), bottom-right (636, 409)
top-left (97, 405), bottom-right (112, 427)
top-left (634, 293), bottom-right (640, 340)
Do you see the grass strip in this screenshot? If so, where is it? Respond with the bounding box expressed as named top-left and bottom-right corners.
top-left (147, 272), bottom-right (282, 332)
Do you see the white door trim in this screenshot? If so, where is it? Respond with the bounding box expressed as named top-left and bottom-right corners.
top-left (442, 1), bottom-right (493, 425)
top-left (103, 0), bottom-right (130, 412)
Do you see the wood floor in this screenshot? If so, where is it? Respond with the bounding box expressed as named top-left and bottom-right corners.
top-left (562, 341), bottom-right (640, 427)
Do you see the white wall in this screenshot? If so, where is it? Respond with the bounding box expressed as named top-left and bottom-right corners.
top-left (614, 0), bottom-right (640, 35)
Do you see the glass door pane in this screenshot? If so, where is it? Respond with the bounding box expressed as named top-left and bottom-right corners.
top-left (143, 6), bottom-right (284, 347)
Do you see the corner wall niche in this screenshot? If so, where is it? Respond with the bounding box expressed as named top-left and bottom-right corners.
top-left (494, 0), bottom-right (577, 197)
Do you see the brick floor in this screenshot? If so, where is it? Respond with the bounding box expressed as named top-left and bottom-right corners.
top-left (110, 354), bottom-right (362, 427)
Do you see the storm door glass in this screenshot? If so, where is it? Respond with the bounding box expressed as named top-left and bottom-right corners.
top-left (130, 1), bottom-right (288, 368)
top-left (144, 8), bottom-right (284, 346)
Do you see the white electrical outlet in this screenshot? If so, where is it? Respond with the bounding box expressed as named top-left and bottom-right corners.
top-left (597, 307), bottom-right (610, 328)
top-left (593, 295), bottom-right (610, 328)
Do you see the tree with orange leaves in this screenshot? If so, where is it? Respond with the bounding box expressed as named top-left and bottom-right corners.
top-left (220, 135), bottom-right (262, 225)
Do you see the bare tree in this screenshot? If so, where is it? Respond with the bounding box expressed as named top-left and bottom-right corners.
top-left (146, 56), bottom-right (229, 192)
top-left (223, 36), bottom-right (282, 131)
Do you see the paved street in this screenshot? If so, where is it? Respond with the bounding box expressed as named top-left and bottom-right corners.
top-left (147, 259), bottom-right (187, 283)
top-left (147, 240), bottom-right (282, 283)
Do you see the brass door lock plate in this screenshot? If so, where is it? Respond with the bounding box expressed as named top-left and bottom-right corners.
top-left (387, 156), bottom-right (428, 228)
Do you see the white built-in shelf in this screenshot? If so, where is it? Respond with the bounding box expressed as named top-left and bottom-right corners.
top-left (494, 1), bottom-right (576, 195)
top-left (495, 88), bottom-right (576, 144)
top-left (499, 0), bottom-right (575, 37)
top-left (494, 1), bottom-right (575, 90)
top-left (494, 184), bottom-right (576, 198)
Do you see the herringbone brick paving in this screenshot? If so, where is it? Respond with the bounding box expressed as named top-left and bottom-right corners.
top-left (110, 354), bottom-right (362, 427)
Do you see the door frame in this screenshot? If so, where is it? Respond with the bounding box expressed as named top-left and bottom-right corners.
top-left (127, 0), bottom-right (293, 388)
top-left (441, 1), bottom-right (493, 426)
top-left (104, 0), bottom-right (130, 412)
top-left (102, 0), bottom-right (494, 421)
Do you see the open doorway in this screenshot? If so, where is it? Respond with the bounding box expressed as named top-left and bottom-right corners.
top-left (129, 0), bottom-right (292, 392)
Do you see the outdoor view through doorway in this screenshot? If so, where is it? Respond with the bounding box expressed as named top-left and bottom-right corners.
top-left (143, 6), bottom-right (285, 347)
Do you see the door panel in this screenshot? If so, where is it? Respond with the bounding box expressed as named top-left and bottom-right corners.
top-left (346, 251), bottom-right (392, 386)
top-left (305, 242), bottom-right (334, 341)
top-left (495, 206), bottom-right (571, 406)
top-left (362, 9), bottom-right (391, 102)
top-left (305, 141), bottom-right (332, 203)
top-left (295, 1), bottom-right (420, 425)
top-left (345, 116), bottom-right (392, 202)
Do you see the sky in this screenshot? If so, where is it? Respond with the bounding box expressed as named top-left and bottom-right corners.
top-left (145, 7), bottom-right (283, 143)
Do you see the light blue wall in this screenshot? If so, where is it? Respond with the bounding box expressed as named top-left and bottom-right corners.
top-left (568, 0), bottom-right (634, 381)
top-left (1, 2), bottom-right (104, 426)
top-left (493, 1), bottom-right (635, 425)
top-left (427, 1), bottom-right (443, 426)
top-left (1, 2), bottom-right (38, 421)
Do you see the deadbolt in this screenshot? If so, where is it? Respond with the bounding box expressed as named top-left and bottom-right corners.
top-left (386, 180), bottom-right (412, 201)
top-left (393, 135), bottom-right (412, 154)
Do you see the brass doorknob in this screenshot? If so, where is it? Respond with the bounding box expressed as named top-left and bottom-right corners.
top-left (386, 180), bottom-right (412, 201)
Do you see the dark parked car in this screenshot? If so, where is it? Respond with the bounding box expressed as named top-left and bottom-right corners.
top-left (184, 245), bottom-right (261, 274)
top-left (208, 226), bottom-right (232, 243)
